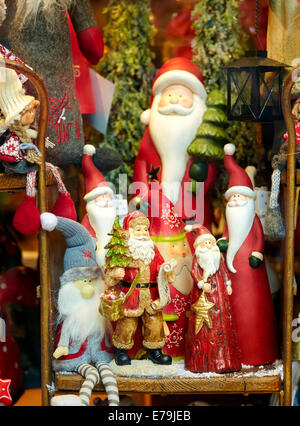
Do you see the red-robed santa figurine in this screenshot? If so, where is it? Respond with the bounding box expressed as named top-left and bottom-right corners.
top-left (132, 57), bottom-right (217, 226)
top-left (218, 143), bottom-right (279, 366)
top-left (184, 224), bottom-right (241, 373)
top-left (104, 211), bottom-right (176, 366)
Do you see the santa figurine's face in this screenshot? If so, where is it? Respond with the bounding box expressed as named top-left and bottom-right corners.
top-left (73, 277), bottom-right (97, 299)
top-left (227, 193), bottom-right (248, 207)
top-left (94, 192), bottom-right (113, 208)
top-left (130, 222), bottom-right (150, 240)
top-left (148, 81), bottom-right (206, 205)
top-left (127, 219), bottom-right (155, 264)
top-left (158, 84), bottom-right (194, 114)
top-left (165, 239), bottom-right (190, 259)
top-left (225, 192), bottom-right (256, 273)
top-left (195, 237), bottom-right (221, 279)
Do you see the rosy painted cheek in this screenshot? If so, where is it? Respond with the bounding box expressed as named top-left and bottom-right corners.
top-left (180, 98), bottom-right (193, 108)
top-left (158, 96), bottom-right (169, 108)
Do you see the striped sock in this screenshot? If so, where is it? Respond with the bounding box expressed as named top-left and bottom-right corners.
top-left (96, 362), bottom-right (119, 406)
top-left (77, 364), bottom-right (100, 406)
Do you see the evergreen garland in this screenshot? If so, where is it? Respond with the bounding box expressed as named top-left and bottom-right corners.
top-left (191, 0), bottom-right (259, 202)
top-left (94, 0), bottom-right (156, 187)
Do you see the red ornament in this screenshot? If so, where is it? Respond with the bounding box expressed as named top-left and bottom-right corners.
top-left (0, 378), bottom-right (12, 406)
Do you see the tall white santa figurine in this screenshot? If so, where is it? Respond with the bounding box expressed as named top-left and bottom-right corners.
top-left (81, 144), bottom-right (117, 267)
top-left (132, 57), bottom-right (217, 227)
top-left (218, 143), bottom-right (279, 366)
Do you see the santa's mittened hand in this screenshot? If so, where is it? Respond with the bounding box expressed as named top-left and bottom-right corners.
top-left (53, 346), bottom-right (69, 359)
top-left (77, 26), bottom-right (104, 65)
top-left (217, 238), bottom-right (228, 253)
top-left (249, 255), bottom-right (262, 268)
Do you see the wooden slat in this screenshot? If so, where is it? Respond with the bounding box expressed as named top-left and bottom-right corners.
top-left (55, 364), bottom-right (282, 395)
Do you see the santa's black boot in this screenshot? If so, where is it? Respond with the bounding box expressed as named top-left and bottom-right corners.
top-left (114, 348), bottom-right (131, 366)
top-left (147, 349), bottom-right (172, 365)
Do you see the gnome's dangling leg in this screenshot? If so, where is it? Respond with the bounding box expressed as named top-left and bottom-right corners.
top-left (77, 364), bottom-right (100, 406)
top-left (96, 362), bottom-right (119, 407)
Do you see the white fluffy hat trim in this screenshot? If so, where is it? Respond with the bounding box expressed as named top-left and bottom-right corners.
top-left (194, 233), bottom-right (216, 247)
top-left (140, 109), bottom-right (151, 125)
top-left (83, 144), bottom-right (96, 156)
top-left (224, 143), bottom-right (236, 156)
top-left (225, 185), bottom-right (256, 200)
top-left (40, 212), bottom-right (58, 232)
top-left (84, 185), bottom-right (114, 202)
top-left (152, 70), bottom-right (207, 101)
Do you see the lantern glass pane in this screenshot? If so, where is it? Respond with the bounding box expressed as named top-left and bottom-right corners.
top-left (229, 70), bottom-right (254, 118)
top-left (259, 70), bottom-right (281, 117)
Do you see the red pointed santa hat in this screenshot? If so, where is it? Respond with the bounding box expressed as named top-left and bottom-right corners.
top-left (147, 189), bottom-right (186, 242)
top-left (82, 144), bottom-right (114, 203)
top-left (184, 224), bottom-right (216, 248)
top-left (224, 143), bottom-right (256, 201)
top-left (141, 57), bottom-right (207, 125)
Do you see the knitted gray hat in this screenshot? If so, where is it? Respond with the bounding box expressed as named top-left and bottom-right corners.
top-left (40, 213), bottom-right (101, 285)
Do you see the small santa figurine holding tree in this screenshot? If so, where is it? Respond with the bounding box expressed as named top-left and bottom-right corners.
top-left (81, 144), bottom-right (117, 267)
top-left (104, 211), bottom-right (176, 366)
top-left (218, 143), bottom-right (279, 366)
top-left (184, 224), bottom-right (241, 374)
top-left (132, 57), bottom-right (217, 226)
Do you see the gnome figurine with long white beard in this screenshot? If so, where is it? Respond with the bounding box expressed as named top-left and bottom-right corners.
top-left (217, 143), bottom-right (279, 367)
top-left (40, 213), bottom-right (119, 407)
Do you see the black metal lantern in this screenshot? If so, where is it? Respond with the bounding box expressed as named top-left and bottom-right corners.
top-left (224, 50), bottom-right (287, 122)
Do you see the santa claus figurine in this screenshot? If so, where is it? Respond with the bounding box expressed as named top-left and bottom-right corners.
top-left (145, 189), bottom-right (194, 361)
top-left (132, 57), bottom-right (217, 226)
top-left (104, 211), bottom-right (175, 366)
top-left (40, 213), bottom-right (119, 406)
top-left (184, 224), bottom-right (241, 373)
top-left (81, 144), bottom-right (117, 267)
top-left (218, 143), bottom-right (279, 366)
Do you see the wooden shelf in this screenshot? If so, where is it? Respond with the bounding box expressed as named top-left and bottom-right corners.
top-left (55, 362), bottom-right (282, 395)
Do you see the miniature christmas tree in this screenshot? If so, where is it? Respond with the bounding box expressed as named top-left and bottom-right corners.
top-left (104, 218), bottom-right (136, 269)
top-left (188, 89), bottom-right (229, 162)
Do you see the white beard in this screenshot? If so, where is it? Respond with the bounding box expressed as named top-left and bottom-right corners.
top-left (57, 279), bottom-right (106, 344)
top-left (149, 94), bottom-right (206, 205)
top-left (195, 245), bottom-right (221, 281)
top-left (225, 198), bottom-right (256, 273)
top-left (86, 200), bottom-right (117, 267)
top-left (128, 232), bottom-right (155, 265)
top-left (15, 0), bottom-right (73, 29)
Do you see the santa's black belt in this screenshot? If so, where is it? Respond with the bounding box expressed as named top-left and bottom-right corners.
top-left (119, 281), bottom-right (157, 289)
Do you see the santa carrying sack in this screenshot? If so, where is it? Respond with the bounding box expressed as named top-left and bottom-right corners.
top-left (218, 143), bottom-right (279, 366)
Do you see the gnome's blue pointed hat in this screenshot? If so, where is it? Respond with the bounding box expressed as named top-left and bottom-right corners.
top-left (40, 213), bottom-right (101, 285)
